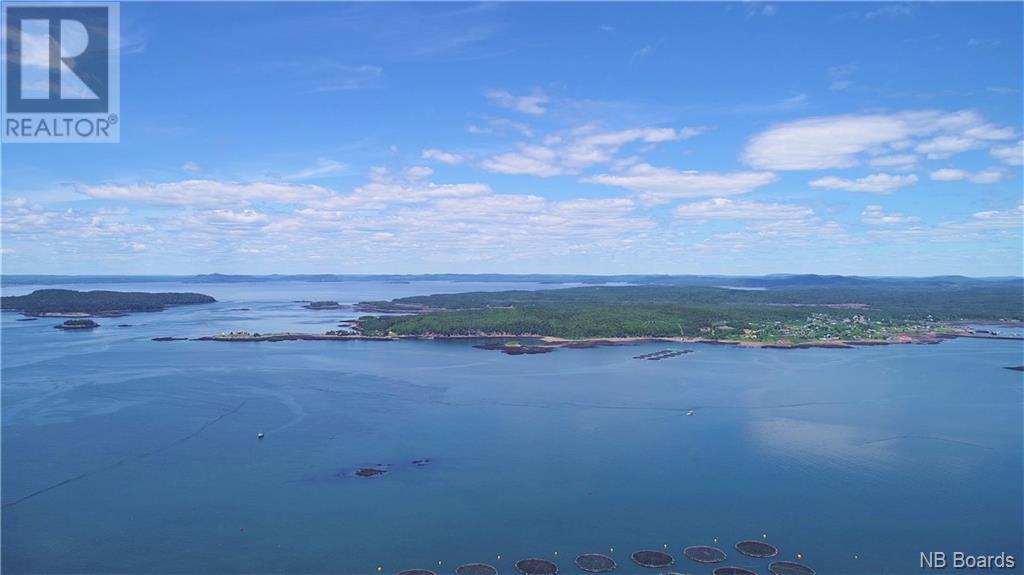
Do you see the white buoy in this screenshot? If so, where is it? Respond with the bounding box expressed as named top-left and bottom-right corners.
top-left (257, 433), bottom-right (264, 439)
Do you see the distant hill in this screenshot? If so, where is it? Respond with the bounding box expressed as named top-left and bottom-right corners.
top-left (1, 289), bottom-right (216, 316)
top-left (2, 273), bottom-right (1021, 287)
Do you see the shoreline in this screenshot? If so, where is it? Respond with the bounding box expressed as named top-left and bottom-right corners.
top-left (187, 329), bottom-right (1023, 349)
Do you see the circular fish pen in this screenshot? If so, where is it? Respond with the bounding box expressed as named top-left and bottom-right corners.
top-left (631, 550), bottom-right (674, 568)
top-left (735, 540), bottom-right (779, 558)
top-left (683, 545), bottom-right (727, 563)
top-left (397, 570), bottom-right (437, 575)
top-left (712, 568), bottom-right (757, 575)
top-left (574, 554), bottom-right (616, 573)
top-left (769, 561), bottom-right (816, 575)
top-left (456, 564), bottom-right (498, 575)
top-left (515, 558), bottom-right (558, 575)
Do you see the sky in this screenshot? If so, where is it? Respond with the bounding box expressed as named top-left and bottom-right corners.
top-left (2, 1), bottom-right (1022, 276)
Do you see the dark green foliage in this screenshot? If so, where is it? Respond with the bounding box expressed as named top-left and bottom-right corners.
top-left (356, 282), bottom-right (1023, 339)
top-left (1, 289), bottom-right (216, 314)
top-left (62, 319), bottom-right (98, 327)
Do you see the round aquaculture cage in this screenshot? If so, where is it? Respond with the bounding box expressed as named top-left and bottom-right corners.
top-left (456, 563), bottom-right (498, 575)
top-left (735, 540), bottom-right (779, 558)
top-left (631, 550), bottom-right (674, 568)
top-left (515, 558), bottom-right (557, 575)
top-left (768, 561), bottom-right (816, 575)
top-left (712, 567), bottom-right (757, 575)
top-left (398, 570), bottom-right (437, 575)
top-left (574, 554), bottom-right (616, 573)
top-left (683, 545), bottom-right (727, 563)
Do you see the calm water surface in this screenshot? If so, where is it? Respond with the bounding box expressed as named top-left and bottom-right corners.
top-left (2, 281), bottom-right (1022, 574)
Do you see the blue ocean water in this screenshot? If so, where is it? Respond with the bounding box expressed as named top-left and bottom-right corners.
top-left (2, 281), bottom-right (1022, 574)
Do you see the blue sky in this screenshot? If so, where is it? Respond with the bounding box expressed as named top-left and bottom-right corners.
top-left (2, 2), bottom-right (1022, 276)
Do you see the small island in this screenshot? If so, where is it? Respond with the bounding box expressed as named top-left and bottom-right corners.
top-left (2, 289), bottom-right (216, 317)
top-left (55, 319), bottom-right (99, 330)
top-left (303, 301), bottom-right (346, 310)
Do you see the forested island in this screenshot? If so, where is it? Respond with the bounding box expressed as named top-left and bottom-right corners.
top-left (1, 289), bottom-right (216, 316)
top-left (352, 280), bottom-right (1023, 344)
top-left (55, 319), bottom-right (99, 330)
top-left (192, 278), bottom-right (1023, 349)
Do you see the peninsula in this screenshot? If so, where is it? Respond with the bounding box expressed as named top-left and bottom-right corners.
top-left (196, 278), bottom-right (1023, 350)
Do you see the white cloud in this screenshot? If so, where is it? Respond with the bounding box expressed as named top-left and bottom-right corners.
top-left (743, 110), bottom-right (1017, 170)
top-left (583, 163), bottom-right (778, 203)
top-left (76, 180), bottom-right (331, 206)
top-left (929, 168), bottom-right (968, 181)
top-left (929, 167), bottom-right (1004, 184)
top-left (869, 204), bottom-right (1023, 242)
top-left (310, 167), bottom-right (491, 210)
top-left (632, 45), bottom-right (654, 60)
top-left (467, 117), bottom-right (535, 137)
top-left (827, 63), bottom-right (857, 91)
top-left (283, 158), bottom-right (348, 180)
top-left (674, 198), bottom-right (813, 221)
top-left (991, 140), bottom-right (1023, 166)
top-left (915, 135), bottom-right (975, 159)
top-left (744, 3), bottom-right (778, 17)
top-left (864, 4), bottom-right (913, 19)
top-left (201, 209), bottom-right (271, 225)
top-left (869, 154), bottom-right (917, 169)
top-left (483, 144), bottom-right (564, 177)
top-left (403, 166), bottom-right (434, 179)
top-left (422, 148), bottom-right (467, 164)
top-left (861, 205), bottom-right (919, 225)
top-left (77, 180), bottom-right (333, 206)
top-left (481, 126), bottom-right (703, 177)
top-left (809, 173), bottom-right (918, 194)
top-left (181, 161), bottom-right (202, 173)
top-left (967, 38), bottom-right (999, 48)
top-left (969, 168), bottom-right (1004, 184)
top-left (486, 88), bottom-right (550, 115)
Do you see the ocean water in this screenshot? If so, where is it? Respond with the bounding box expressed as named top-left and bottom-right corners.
top-left (2, 281), bottom-right (1022, 574)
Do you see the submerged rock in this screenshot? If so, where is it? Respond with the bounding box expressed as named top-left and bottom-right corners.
top-left (473, 341), bottom-right (555, 355)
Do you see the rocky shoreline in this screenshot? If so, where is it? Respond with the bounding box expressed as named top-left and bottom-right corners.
top-left (187, 328), bottom-right (1021, 350)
